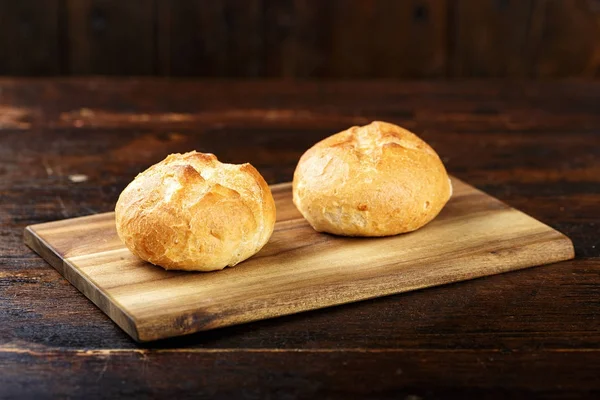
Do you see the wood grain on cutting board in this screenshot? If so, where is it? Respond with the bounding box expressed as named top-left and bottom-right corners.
top-left (24, 177), bottom-right (574, 342)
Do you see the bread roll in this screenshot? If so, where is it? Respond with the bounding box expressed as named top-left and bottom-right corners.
top-left (293, 121), bottom-right (452, 236)
top-left (115, 151), bottom-right (276, 271)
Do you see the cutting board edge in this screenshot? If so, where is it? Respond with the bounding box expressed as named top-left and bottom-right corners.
top-left (449, 176), bottom-right (576, 254)
top-left (132, 229), bottom-right (576, 342)
top-left (24, 225), bottom-right (142, 342)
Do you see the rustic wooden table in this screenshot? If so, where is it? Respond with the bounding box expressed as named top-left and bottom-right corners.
top-left (1, 79), bottom-right (598, 399)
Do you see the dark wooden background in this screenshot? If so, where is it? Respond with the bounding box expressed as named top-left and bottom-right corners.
top-left (1, 0), bottom-right (599, 78)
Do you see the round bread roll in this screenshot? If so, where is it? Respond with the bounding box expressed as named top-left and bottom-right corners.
top-left (115, 151), bottom-right (276, 271)
top-left (293, 121), bottom-right (452, 237)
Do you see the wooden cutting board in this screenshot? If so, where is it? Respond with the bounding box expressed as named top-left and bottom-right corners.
top-left (24, 177), bottom-right (574, 342)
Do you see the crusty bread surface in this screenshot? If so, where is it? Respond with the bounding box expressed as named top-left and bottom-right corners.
top-left (115, 151), bottom-right (276, 271)
top-left (293, 121), bottom-right (451, 236)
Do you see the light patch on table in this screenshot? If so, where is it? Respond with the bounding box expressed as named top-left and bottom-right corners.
top-left (69, 174), bottom-right (89, 183)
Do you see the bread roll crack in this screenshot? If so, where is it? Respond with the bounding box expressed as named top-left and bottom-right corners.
top-left (115, 151), bottom-right (276, 271)
top-left (293, 121), bottom-right (451, 237)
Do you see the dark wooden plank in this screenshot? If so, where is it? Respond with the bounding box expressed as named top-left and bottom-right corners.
top-left (369, 0), bottom-right (448, 78)
top-left (263, 0), bottom-right (331, 78)
top-left (451, 0), bottom-right (535, 77)
top-left (1, 79), bottom-right (598, 131)
top-left (328, 0), bottom-right (447, 78)
top-left (155, 0), bottom-right (171, 76)
top-left (162, 0), bottom-right (264, 77)
top-left (0, 1), bottom-right (598, 78)
top-left (158, 0), bottom-right (227, 77)
top-left (451, 0), bottom-right (600, 78)
top-left (0, 0), bottom-right (60, 75)
top-left (161, 0), bottom-right (448, 78)
top-left (66, 0), bottom-right (155, 75)
top-left (1, 347), bottom-right (599, 399)
top-left (530, 0), bottom-right (600, 77)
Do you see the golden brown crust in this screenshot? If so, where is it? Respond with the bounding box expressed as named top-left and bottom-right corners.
top-left (292, 121), bottom-right (452, 236)
top-left (115, 151), bottom-right (276, 271)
